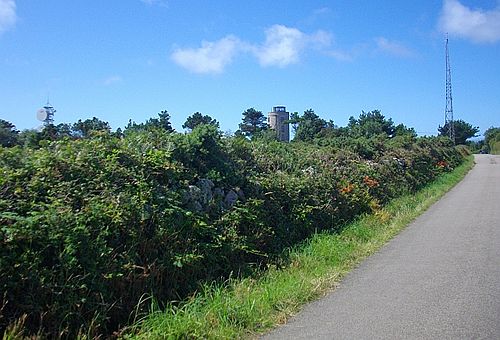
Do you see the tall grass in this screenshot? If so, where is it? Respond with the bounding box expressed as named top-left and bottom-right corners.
top-left (128, 155), bottom-right (474, 339)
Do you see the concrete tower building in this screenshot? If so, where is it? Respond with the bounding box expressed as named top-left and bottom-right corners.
top-left (268, 106), bottom-right (290, 142)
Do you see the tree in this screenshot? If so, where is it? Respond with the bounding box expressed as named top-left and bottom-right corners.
top-left (253, 129), bottom-right (279, 142)
top-left (484, 127), bottom-right (500, 154)
top-left (183, 112), bottom-right (219, 130)
top-left (348, 110), bottom-right (395, 138)
top-left (484, 127), bottom-right (500, 144)
top-left (14, 123), bottom-right (75, 147)
top-left (113, 127), bottom-right (124, 138)
top-left (238, 108), bottom-right (268, 138)
top-left (294, 109), bottom-right (330, 141)
top-left (54, 123), bottom-right (73, 139)
top-left (145, 110), bottom-right (173, 131)
top-left (438, 119), bottom-right (479, 145)
top-left (18, 129), bottom-right (42, 147)
top-left (72, 117), bottom-right (111, 138)
top-left (0, 119), bottom-right (19, 147)
top-left (287, 111), bottom-right (301, 134)
top-left (394, 123), bottom-right (417, 138)
top-left (125, 110), bottom-right (174, 133)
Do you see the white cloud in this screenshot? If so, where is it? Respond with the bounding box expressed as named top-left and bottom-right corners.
top-left (303, 7), bottom-right (332, 25)
top-left (102, 75), bottom-right (123, 86)
top-left (171, 35), bottom-right (241, 74)
top-left (0, 0), bottom-right (16, 35)
top-left (140, 0), bottom-right (168, 7)
top-left (170, 25), bottom-right (332, 73)
top-left (375, 37), bottom-right (414, 57)
top-left (439, 0), bottom-right (500, 43)
top-left (253, 25), bottom-right (331, 67)
top-left (326, 49), bottom-right (354, 62)
top-left (313, 7), bottom-right (331, 16)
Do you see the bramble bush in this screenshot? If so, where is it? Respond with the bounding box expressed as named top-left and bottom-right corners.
top-left (0, 124), bottom-right (464, 337)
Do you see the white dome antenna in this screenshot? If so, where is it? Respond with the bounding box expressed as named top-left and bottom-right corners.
top-left (36, 98), bottom-right (56, 125)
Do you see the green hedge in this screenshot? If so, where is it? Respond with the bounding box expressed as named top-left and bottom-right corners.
top-left (0, 126), bottom-right (464, 337)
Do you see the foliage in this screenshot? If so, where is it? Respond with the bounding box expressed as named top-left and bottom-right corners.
top-left (133, 156), bottom-right (473, 339)
top-left (465, 140), bottom-right (485, 154)
top-left (253, 129), bottom-right (280, 142)
top-left (0, 120), bottom-right (19, 147)
top-left (287, 111), bottom-right (301, 134)
top-left (394, 123), bottom-right (417, 138)
top-left (3, 117), bottom-right (112, 149)
top-left (17, 129), bottom-right (43, 148)
top-left (347, 110), bottom-right (395, 138)
top-left (126, 110), bottom-right (174, 133)
top-left (0, 111), bottom-right (465, 338)
top-left (484, 127), bottom-right (500, 154)
top-left (182, 112), bottom-right (219, 130)
top-left (438, 119), bottom-right (479, 145)
top-left (484, 127), bottom-right (500, 143)
top-left (293, 109), bottom-right (332, 142)
top-left (72, 117), bottom-right (111, 138)
top-left (238, 108), bottom-right (268, 138)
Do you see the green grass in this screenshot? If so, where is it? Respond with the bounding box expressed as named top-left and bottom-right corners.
top-left (126, 156), bottom-right (474, 340)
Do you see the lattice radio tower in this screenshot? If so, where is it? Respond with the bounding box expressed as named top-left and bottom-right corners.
top-left (445, 35), bottom-right (455, 144)
top-left (36, 97), bottom-right (56, 127)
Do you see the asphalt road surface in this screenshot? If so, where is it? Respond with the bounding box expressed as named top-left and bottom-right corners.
top-left (263, 154), bottom-right (500, 340)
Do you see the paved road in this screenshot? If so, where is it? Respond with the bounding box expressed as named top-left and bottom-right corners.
top-left (264, 154), bottom-right (500, 340)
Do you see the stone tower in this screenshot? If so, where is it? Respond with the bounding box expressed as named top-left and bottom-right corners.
top-left (268, 106), bottom-right (290, 142)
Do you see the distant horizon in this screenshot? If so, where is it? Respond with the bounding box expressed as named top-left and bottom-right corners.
top-left (21, 103), bottom-right (488, 142)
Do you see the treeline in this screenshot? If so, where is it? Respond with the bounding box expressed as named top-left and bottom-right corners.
top-left (0, 107), bottom-right (488, 147)
top-left (0, 110), bottom-right (220, 148)
top-left (1, 109), bottom-right (467, 338)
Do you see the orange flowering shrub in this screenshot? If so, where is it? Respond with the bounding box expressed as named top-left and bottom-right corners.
top-left (363, 176), bottom-right (379, 188)
top-left (340, 183), bottom-right (355, 194)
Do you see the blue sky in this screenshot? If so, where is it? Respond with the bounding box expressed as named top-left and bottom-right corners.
top-left (1, 0), bottom-right (499, 136)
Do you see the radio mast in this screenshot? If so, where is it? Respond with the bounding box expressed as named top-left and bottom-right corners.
top-left (36, 98), bottom-right (56, 126)
top-left (444, 35), bottom-right (455, 144)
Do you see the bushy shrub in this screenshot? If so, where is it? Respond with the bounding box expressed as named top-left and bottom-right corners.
top-left (0, 129), bottom-right (464, 337)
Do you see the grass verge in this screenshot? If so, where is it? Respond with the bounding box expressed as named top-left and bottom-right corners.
top-left (127, 156), bottom-right (474, 340)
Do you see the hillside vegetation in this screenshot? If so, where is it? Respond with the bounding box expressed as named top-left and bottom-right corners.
top-left (0, 111), bottom-right (466, 338)
top-left (484, 127), bottom-right (500, 154)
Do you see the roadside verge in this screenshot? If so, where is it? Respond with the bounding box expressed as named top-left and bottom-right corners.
top-left (129, 155), bottom-right (474, 339)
